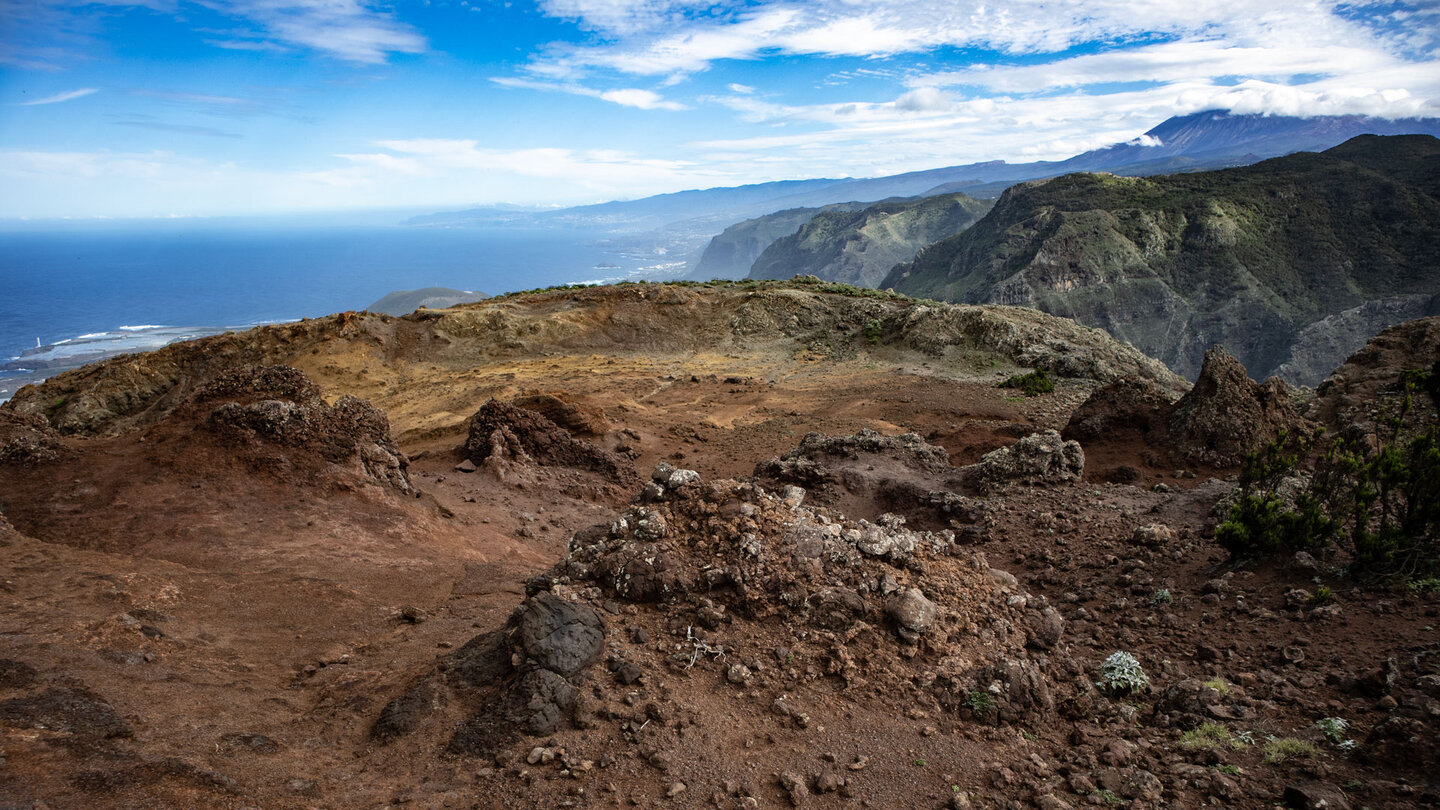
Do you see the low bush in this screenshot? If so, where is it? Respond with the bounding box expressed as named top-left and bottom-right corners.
top-left (1215, 366), bottom-right (1440, 580)
top-left (999, 369), bottom-right (1055, 397)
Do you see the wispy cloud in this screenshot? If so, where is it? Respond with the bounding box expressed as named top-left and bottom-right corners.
top-left (1, 0), bottom-right (426, 66)
top-left (111, 117), bottom-right (243, 138)
top-left (492, 77), bottom-right (687, 110)
top-left (16, 88), bottom-right (99, 106)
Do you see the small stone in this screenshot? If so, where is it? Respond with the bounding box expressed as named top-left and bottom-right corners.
top-left (1121, 768), bottom-right (1163, 802)
top-left (666, 782), bottom-right (686, 798)
top-left (778, 772), bottom-right (809, 806)
top-left (454, 459), bottom-right (477, 473)
top-left (886, 587), bottom-right (938, 642)
top-left (726, 664), bottom-right (752, 685)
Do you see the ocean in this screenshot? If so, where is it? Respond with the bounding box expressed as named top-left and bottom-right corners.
top-left (0, 220), bottom-right (687, 400)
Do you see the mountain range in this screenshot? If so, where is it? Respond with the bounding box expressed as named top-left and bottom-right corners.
top-left (883, 134), bottom-right (1440, 383)
top-left (411, 111), bottom-right (1440, 242)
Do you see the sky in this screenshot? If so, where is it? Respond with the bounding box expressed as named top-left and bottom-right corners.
top-left (1, 0), bottom-right (1438, 219)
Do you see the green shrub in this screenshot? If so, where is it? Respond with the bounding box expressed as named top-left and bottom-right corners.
top-left (1096, 651), bottom-right (1150, 696)
top-left (1180, 722), bottom-right (1232, 750)
top-left (1315, 717), bottom-right (1351, 746)
top-left (862, 318), bottom-right (884, 345)
top-left (1262, 737), bottom-right (1318, 764)
top-left (964, 690), bottom-right (996, 712)
top-left (998, 369), bottom-right (1054, 396)
top-left (1215, 369), bottom-right (1440, 580)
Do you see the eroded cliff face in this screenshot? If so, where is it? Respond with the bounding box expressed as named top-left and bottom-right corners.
top-left (885, 135), bottom-right (1440, 383)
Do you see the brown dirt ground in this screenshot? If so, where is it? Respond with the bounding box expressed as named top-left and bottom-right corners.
top-left (0, 302), bottom-right (1435, 810)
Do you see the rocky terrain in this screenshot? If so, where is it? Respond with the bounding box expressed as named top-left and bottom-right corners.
top-left (883, 135), bottom-right (1440, 384)
top-left (1, 282), bottom-right (1437, 809)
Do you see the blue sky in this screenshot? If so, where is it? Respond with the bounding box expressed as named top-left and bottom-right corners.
top-left (2, 0), bottom-right (1438, 218)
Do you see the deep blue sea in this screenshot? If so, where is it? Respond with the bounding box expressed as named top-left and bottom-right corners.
top-left (0, 221), bottom-right (678, 392)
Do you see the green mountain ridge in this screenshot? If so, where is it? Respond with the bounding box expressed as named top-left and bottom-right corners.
top-left (686, 203), bottom-right (869, 280)
top-left (882, 135), bottom-right (1440, 383)
top-left (748, 193), bottom-right (993, 288)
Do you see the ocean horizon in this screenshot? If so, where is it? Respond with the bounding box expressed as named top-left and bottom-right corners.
top-left (0, 220), bottom-right (688, 400)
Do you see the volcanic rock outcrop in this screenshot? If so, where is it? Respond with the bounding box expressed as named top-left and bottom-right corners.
top-left (464, 399), bottom-right (637, 490)
top-left (1165, 347), bottom-right (1308, 467)
top-left (197, 365), bottom-right (413, 493)
top-left (753, 429), bottom-right (982, 531)
top-left (1065, 346), bottom-right (1308, 469)
top-left (0, 409), bottom-right (66, 466)
top-left (374, 464), bottom-right (1066, 757)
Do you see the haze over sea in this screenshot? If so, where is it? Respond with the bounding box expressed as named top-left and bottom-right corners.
top-left (0, 219), bottom-right (671, 398)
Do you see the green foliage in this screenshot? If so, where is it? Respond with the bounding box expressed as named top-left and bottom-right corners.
top-left (1215, 372), bottom-right (1440, 580)
top-left (1262, 737), bottom-right (1318, 764)
top-left (1309, 585), bottom-right (1335, 605)
top-left (1180, 722), bottom-right (1233, 750)
top-left (964, 690), bottom-right (996, 712)
top-left (1149, 588), bottom-right (1173, 607)
top-left (998, 369), bottom-right (1055, 396)
top-left (862, 318), bottom-right (884, 345)
top-left (1202, 678), bottom-right (1231, 696)
top-left (1095, 788), bottom-right (1124, 805)
top-left (1212, 764), bottom-right (1241, 776)
top-left (1096, 651), bottom-right (1150, 696)
top-left (1407, 577), bottom-right (1440, 593)
top-left (1316, 717), bottom-right (1351, 746)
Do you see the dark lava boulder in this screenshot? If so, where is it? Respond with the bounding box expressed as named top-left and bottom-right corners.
top-left (374, 592), bottom-right (605, 755)
top-left (0, 686), bottom-right (132, 739)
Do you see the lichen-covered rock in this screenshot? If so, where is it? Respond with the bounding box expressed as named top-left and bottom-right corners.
top-left (972, 430), bottom-right (1083, 491)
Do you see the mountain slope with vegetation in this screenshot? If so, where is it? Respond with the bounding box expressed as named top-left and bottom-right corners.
top-left (883, 135), bottom-right (1440, 382)
top-left (748, 192), bottom-right (993, 288)
top-left (686, 203), bottom-right (867, 280)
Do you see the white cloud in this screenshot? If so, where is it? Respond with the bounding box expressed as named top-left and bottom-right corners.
top-left (893, 87), bottom-right (956, 112)
top-left (492, 76), bottom-right (687, 110)
top-left (598, 88), bottom-right (686, 110)
top-left (16, 88), bottom-right (99, 106)
top-left (518, 0), bottom-right (1440, 124)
